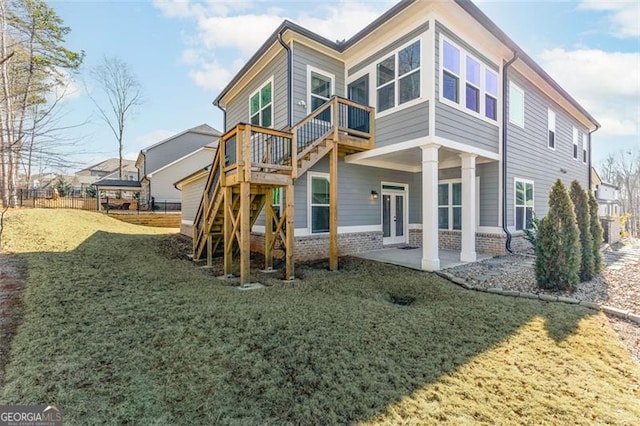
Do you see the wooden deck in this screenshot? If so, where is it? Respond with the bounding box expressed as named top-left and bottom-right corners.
top-left (193, 96), bottom-right (375, 284)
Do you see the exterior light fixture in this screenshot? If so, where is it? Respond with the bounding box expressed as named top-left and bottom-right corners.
top-left (371, 190), bottom-right (379, 200)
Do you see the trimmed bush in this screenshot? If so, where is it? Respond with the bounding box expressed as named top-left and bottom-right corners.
top-left (588, 191), bottom-right (604, 273)
top-left (569, 181), bottom-right (595, 281)
top-left (535, 180), bottom-right (581, 290)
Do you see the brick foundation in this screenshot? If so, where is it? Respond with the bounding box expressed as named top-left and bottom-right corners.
top-left (251, 231), bottom-right (383, 261)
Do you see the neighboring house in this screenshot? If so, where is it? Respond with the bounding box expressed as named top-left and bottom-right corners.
top-left (136, 124), bottom-right (221, 210)
top-left (591, 168), bottom-right (620, 217)
top-left (192, 0), bottom-right (599, 282)
top-left (174, 166), bottom-right (210, 236)
top-left (74, 158), bottom-right (137, 191)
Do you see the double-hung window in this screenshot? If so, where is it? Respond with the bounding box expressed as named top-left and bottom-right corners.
top-left (515, 179), bottom-right (534, 231)
top-left (582, 134), bottom-right (588, 163)
top-left (309, 69), bottom-right (333, 122)
top-left (548, 109), bottom-right (556, 150)
top-left (508, 82), bottom-right (525, 127)
top-left (376, 40), bottom-right (421, 112)
top-left (465, 56), bottom-right (481, 112)
top-left (309, 173), bottom-right (330, 233)
top-left (250, 79), bottom-right (273, 128)
top-left (442, 40), bottom-right (460, 103)
top-left (572, 127), bottom-right (579, 160)
top-left (485, 70), bottom-right (498, 120)
top-left (438, 181), bottom-right (462, 230)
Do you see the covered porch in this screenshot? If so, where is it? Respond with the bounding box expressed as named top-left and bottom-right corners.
top-left (346, 139), bottom-right (501, 271)
top-left (355, 246), bottom-right (492, 270)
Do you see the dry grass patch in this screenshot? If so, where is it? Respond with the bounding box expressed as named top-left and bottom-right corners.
top-left (0, 209), bottom-right (638, 425)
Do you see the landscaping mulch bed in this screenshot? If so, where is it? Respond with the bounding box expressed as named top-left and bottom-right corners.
top-left (447, 238), bottom-right (640, 363)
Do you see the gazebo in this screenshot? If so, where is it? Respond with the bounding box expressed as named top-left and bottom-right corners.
top-left (92, 179), bottom-right (142, 211)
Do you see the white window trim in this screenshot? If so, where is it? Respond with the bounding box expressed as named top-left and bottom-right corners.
top-left (547, 108), bottom-right (556, 151)
top-left (308, 171), bottom-right (330, 234)
top-left (306, 65), bottom-right (335, 115)
top-left (248, 76), bottom-right (274, 128)
top-left (373, 36), bottom-right (424, 119)
top-left (582, 132), bottom-right (588, 164)
top-left (572, 127), bottom-right (579, 160)
top-left (438, 35), bottom-right (500, 127)
top-left (436, 178), bottom-right (481, 231)
top-left (514, 177), bottom-right (534, 231)
top-left (380, 182), bottom-right (409, 244)
top-left (508, 81), bottom-right (525, 128)
top-left (438, 179), bottom-right (462, 231)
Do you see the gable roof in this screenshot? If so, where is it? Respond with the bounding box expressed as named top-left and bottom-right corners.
top-left (213, 0), bottom-right (598, 128)
top-left (147, 144), bottom-right (217, 178)
top-left (77, 158), bottom-right (136, 174)
top-left (141, 124), bottom-right (222, 154)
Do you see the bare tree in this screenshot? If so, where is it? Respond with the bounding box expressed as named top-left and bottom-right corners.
top-left (0, 0), bottom-right (83, 206)
top-left (89, 56), bottom-right (142, 179)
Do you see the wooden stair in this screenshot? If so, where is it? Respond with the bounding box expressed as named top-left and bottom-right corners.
top-left (192, 96), bottom-right (374, 284)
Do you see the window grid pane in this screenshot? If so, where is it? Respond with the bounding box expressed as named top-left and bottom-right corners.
top-left (452, 206), bottom-right (462, 230)
top-left (377, 84), bottom-right (395, 112)
top-left (443, 40), bottom-right (460, 74)
top-left (485, 70), bottom-right (498, 96)
top-left (485, 95), bottom-right (497, 120)
top-left (466, 56), bottom-right (480, 86)
top-left (438, 207), bottom-right (449, 229)
top-left (452, 183), bottom-right (462, 206)
top-left (377, 56), bottom-right (395, 86)
top-left (466, 85), bottom-right (479, 112)
top-left (438, 184), bottom-right (449, 206)
top-left (399, 41), bottom-right (420, 76)
top-left (399, 72), bottom-right (420, 104)
top-left (443, 72), bottom-right (459, 103)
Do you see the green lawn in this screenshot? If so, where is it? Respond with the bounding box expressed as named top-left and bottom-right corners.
top-left (1, 209), bottom-right (639, 425)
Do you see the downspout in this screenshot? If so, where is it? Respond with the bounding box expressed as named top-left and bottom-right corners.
top-left (277, 32), bottom-right (293, 128)
top-left (502, 52), bottom-right (518, 253)
top-left (587, 125), bottom-right (600, 191)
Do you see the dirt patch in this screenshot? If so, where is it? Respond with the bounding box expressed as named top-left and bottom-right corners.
top-left (0, 252), bottom-right (25, 388)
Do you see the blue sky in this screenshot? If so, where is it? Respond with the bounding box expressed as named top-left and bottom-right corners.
top-left (49, 0), bottom-right (639, 172)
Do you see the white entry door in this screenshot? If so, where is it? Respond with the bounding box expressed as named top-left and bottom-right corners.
top-left (382, 187), bottom-right (407, 245)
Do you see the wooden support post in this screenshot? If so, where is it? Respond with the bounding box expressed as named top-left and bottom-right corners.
top-left (285, 183), bottom-right (295, 280)
top-left (223, 187), bottom-right (233, 276)
top-left (239, 182), bottom-right (251, 285)
top-left (206, 234), bottom-right (212, 267)
top-left (329, 142), bottom-right (338, 271)
top-left (243, 125), bottom-right (252, 183)
top-left (264, 192), bottom-right (274, 270)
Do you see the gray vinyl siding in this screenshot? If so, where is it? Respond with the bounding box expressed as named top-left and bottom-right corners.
top-left (347, 21), bottom-right (429, 77)
top-left (225, 50), bottom-right (288, 131)
top-left (505, 68), bottom-right (590, 228)
top-left (294, 157), bottom-right (421, 229)
top-left (375, 101), bottom-right (429, 147)
top-left (291, 41), bottom-right (345, 124)
top-left (438, 162), bottom-right (499, 227)
top-left (182, 175), bottom-right (207, 223)
top-left (434, 21), bottom-right (499, 154)
top-left (145, 132), bottom-right (217, 174)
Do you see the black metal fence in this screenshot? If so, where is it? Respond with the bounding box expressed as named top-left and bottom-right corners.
top-left (17, 189), bottom-right (97, 210)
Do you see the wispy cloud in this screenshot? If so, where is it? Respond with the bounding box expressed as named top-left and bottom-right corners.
top-left (579, 0), bottom-right (640, 38)
top-left (540, 48), bottom-right (640, 138)
top-left (134, 129), bottom-right (176, 147)
top-left (153, 0), bottom-right (392, 92)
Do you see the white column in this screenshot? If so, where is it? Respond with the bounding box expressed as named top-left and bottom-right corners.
top-left (421, 144), bottom-right (440, 271)
top-left (460, 153), bottom-right (477, 262)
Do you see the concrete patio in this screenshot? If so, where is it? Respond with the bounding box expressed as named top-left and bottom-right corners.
top-left (354, 247), bottom-right (492, 270)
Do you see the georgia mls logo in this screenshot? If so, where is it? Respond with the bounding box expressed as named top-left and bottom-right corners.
top-left (0, 405), bottom-right (62, 426)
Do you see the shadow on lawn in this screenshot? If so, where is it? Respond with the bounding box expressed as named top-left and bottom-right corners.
top-left (3, 231), bottom-right (601, 424)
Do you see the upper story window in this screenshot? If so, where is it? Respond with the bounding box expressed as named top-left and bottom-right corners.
top-left (376, 40), bottom-right (421, 113)
top-left (582, 134), bottom-right (588, 164)
top-left (508, 81), bottom-right (524, 127)
top-left (547, 109), bottom-right (556, 150)
top-left (309, 69), bottom-right (333, 112)
top-left (441, 36), bottom-right (498, 122)
top-left (250, 79), bottom-right (272, 128)
top-left (442, 40), bottom-right (460, 103)
top-left (485, 69), bottom-right (498, 120)
top-left (572, 127), bottom-right (579, 160)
